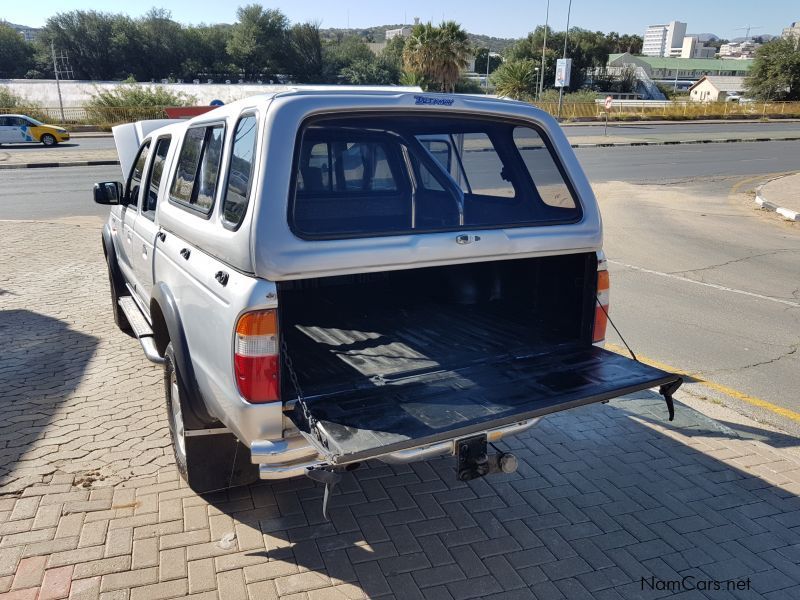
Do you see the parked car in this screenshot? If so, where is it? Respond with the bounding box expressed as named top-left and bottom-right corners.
top-left (0, 114), bottom-right (69, 146)
top-left (94, 90), bottom-right (681, 511)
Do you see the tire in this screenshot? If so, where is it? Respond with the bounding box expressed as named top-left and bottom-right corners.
top-left (164, 343), bottom-right (258, 493)
top-left (41, 134), bottom-right (57, 146)
top-left (106, 256), bottom-right (132, 334)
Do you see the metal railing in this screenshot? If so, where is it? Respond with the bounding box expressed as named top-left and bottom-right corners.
top-left (3, 101), bottom-right (800, 126)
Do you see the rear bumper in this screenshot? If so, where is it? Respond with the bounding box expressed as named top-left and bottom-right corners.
top-left (253, 417), bottom-right (542, 480)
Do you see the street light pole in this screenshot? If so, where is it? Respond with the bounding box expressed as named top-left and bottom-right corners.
top-left (556, 0), bottom-right (573, 120)
top-left (486, 48), bottom-right (491, 93)
top-left (538, 0), bottom-right (549, 100)
top-left (51, 41), bottom-right (66, 123)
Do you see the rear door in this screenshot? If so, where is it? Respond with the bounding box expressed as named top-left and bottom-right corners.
top-left (132, 135), bottom-right (171, 307)
top-left (289, 346), bottom-right (679, 465)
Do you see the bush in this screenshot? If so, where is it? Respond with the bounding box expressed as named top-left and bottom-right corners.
top-left (87, 84), bottom-right (197, 125)
top-left (0, 86), bottom-right (45, 119)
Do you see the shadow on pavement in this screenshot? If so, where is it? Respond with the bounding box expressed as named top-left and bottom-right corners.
top-left (0, 309), bottom-right (99, 492)
top-left (191, 391), bottom-right (800, 599)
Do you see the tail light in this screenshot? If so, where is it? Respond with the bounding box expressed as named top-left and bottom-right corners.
top-left (234, 310), bottom-right (280, 403)
top-left (593, 267), bottom-right (610, 344)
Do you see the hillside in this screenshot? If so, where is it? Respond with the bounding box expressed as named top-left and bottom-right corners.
top-left (319, 24), bottom-right (518, 52)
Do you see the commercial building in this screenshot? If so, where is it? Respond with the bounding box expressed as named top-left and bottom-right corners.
top-left (642, 21), bottom-right (687, 57)
top-left (689, 76), bottom-right (746, 101)
top-left (608, 53), bottom-right (752, 88)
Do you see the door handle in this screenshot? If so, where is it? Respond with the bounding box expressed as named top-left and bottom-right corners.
top-left (156, 232), bottom-right (166, 242)
top-left (142, 244), bottom-right (147, 258)
top-left (126, 232), bottom-right (132, 243)
top-left (180, 248), bottom-right (191, 260)
top-left (215, 271), bottom-right (229, 286)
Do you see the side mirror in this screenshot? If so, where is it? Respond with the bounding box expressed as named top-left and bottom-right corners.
top-left (94, 181), bottom-right (123, 205)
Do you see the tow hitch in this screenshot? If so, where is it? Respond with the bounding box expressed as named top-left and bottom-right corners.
top-left (456, 434), bottom-right (518, 482)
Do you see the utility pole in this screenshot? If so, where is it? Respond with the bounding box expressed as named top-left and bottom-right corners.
top-left (556, 0), bottom-right (573, 120)
top-left (51, 41), bottom-right (66, 123)
top-left (538, 0), bottom-right (549, 100)
top-left (485, 48), bottom-right (491, 93)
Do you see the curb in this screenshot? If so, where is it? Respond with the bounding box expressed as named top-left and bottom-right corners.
top-left (0, 160), bottom-right (120, 170)
top-left (569, 136), bottom-right (800, 149)
top-left (755, 175), bottom-right (800, 222)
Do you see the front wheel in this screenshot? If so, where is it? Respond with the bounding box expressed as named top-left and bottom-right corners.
top-left (41, 134), bottom-right (57, 146)
top-left (164, 343), bottom-right (258, 493)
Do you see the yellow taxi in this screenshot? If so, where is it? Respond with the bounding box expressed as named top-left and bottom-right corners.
top-left (0, 114), bottom-right (70, 146)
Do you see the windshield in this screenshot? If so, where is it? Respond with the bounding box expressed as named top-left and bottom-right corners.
top-left (290, 114), bottom-right (580, 239)
top-left (24, 116), bottom-right (44, 126)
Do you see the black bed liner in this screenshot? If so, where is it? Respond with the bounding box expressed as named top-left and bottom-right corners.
top-left (288, 344), bottom-right (677, 464)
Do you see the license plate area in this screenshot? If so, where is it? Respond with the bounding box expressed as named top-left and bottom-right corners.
top-left (456, 433), bottom-right (489, 481)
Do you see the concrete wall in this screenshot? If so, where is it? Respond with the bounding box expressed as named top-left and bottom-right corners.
top-left (0, 80), bottom-right (325, 107)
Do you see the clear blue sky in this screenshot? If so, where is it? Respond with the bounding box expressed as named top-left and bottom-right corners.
top-left (5, 0), bottom-right (796, 39)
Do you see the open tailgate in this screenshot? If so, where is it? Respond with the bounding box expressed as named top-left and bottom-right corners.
top-left (289, 346), bottom-right (680, 465)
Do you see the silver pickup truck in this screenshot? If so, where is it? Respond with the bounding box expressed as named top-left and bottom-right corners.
top-left (94, 89), bottom-right (680, 508)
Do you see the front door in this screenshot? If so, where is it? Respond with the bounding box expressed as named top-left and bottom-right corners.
top-left (132, 135), bottom-right (171, 307)
top-left (118, 141), bottom-right (151, 295)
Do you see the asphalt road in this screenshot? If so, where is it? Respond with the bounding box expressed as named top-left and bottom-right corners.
top-left (1, 141), bottom-right (798, 436)
top-left (564, 120), bottom-right (800, 138)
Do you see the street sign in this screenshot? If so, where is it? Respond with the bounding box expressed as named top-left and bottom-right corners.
top-left (605, 96), bottom-right (613, 110)
top-left (555, 58), bottom-right (572, 88)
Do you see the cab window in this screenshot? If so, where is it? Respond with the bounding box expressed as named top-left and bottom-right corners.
top-left (222, 114), bottom-right (258, 228)
top-left (142, 137), bottom-right (171, 220)
top-left (126, 141), bottom-right (151, 208)
top-left (169, 124), bottom-right (224, 216)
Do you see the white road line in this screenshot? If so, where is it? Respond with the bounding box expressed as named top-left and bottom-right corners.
top-left (608, 260), bottom-right (800, 308)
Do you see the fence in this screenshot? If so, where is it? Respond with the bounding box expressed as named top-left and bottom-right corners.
top-left (533, 100), bottom-right (800, 120)
top-left (3, 101), bottom-right (800, 126)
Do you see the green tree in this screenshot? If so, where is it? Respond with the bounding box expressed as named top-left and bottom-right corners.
top-left (403, 21), bottom-right (471, 92)
top-left (322, 36), bottom-right (375, 81)
top-left (746, 38), bottom-right (800, 100)
top-left (181, 24), bottom-right (235, 81)
top-left (227, 5), bottom-right (289, 80)
top-left (491, 59), bottom-right (538, 100)
top-left (0, 24), bottom-right (34, 78)
top-left (474, 48), bottom-right (502, 76)
top-left (340, 57), bottom-right (400, 85)
top-left (286, 23), bottom-right (324, 82)
top-left (135, 9), bottom-right (187, 81)
top-left (380, 35), bottom-right (405, 71)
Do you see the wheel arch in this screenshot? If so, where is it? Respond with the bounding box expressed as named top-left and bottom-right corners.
top-left (150, 282), bottom-right (216, 426)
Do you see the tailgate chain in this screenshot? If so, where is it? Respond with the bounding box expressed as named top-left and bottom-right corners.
top-left (281, 338), bottom-right (328, 450)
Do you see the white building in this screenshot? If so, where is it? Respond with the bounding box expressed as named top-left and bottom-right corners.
top-left (642, 21), bottom-right (687, 57)
top-left (719, 40), bottom-right (760, 59)
top-left (782, 21), bottom-right (800, 40)
top-left (688, 76), bottom-right (746, 102)
top-left (679, 36), bottom-right (715, 59)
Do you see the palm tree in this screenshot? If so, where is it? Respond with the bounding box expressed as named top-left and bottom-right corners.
top-left (403, 21), bottom-right (471, 92)
top-left (491, 59), bottom-right (537, 101)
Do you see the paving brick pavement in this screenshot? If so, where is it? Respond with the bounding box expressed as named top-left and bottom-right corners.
top-left (2, 219), bottom-right (800, 599)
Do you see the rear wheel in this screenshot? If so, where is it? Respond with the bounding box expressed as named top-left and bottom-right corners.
top-left (41, 134), bottom-right (57, 146)
top-left (164, 343), bottom-right (258, 493)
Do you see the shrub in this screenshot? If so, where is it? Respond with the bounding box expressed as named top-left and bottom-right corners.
top-left (0, 86), bottom-right (45, 120)
top-left (87, 84), bottom-right (197, 125)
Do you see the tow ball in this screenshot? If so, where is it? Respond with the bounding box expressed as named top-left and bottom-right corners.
top-left (456, 434), bottom-right (518, 482)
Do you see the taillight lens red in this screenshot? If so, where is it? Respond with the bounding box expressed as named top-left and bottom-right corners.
top-left (234, 310), bottom-right (280, 403)
top-left (593, 269), bottom-right (610, 343)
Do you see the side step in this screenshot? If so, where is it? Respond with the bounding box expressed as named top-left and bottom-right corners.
top-left (118, 296), bottom-right (164, 365)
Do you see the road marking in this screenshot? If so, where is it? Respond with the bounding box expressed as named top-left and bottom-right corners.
top-left (605, 342), bottom-right (800, 424)
top-left (608, 260), bottom-right (800, 308)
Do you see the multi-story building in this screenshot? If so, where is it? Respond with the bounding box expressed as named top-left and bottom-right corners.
top-left (719, 40), bottom-right (760, 59)
top-left (678, 36), bottom-right (716, 58)
top-left (642, 21), bottom-right (687, 57)
top-left (782, 21), bottom-right (800, 40)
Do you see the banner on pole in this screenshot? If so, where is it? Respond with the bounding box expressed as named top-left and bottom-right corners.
top-left (555, 58), bottom-right (572, 88)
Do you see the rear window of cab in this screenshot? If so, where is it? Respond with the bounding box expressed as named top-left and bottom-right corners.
top-left (289, 114), bottom-right (581, 239)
